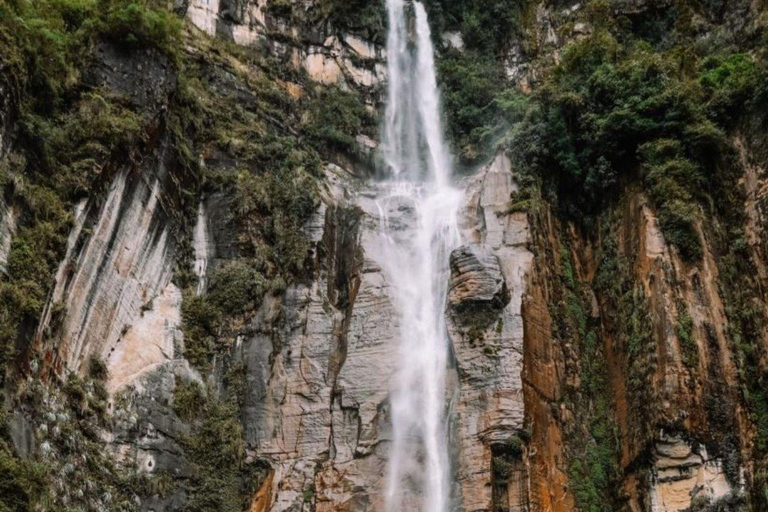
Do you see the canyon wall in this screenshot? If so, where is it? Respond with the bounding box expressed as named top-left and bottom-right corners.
top-left (1, 1), bottom-right (767, 511)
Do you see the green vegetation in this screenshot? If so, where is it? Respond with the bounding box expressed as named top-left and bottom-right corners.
top-left (169, 24), bottom-right (374, 372)
top-left (432, 0), bottom-right (531, 164)
top-left (0, 0), bottom-right (377, 506)
top-left (0, 0), bottom-right (181, 115)
top-left (502, 1), bottom-right (767, 505)
top-left (233, 169), bottom-right (317, 277)
top-left (699, 53), bottom-right (760, 126)
top-left (439, 55), bottom-right (527, 163)
top-left (181, 294), bottom-right (223, 372)
top-left (0, 0), bottom-right (184, 381)
top-left (717, 224), bottom-right (768, 502)
top-left (593, 219), bottom-right (656, 444)
top-left (676, 303), bottom-right (699, 369)
top-left (453, 302), bottom-right (504, 344)
top-left (427, 0), bottom-right (524, 55)
top-left (509, 30), bottom-right (737, 259)
top-left (546, 241), bottom-right (622, 512)
top-left (0, 356), bottom-right (171, 511)
top-left (429, 0), bottom-right (765, 262)
top-left (317, 0), bottom-right (387, 45)
top-left (265, 0), bottom-right (387, 44)
top-left (175, 369), bottom-right (268, 512)
top-left (0, 412), bottom-right (47, 512)
top-left (173, 377), bottom-right (206, 421)
top-left (491, 432), bottom-right (528, 511)
top-left (100, 0), bottom-right (182, 59)
top-left (0, 0), bottom-right (763, 508)
top-left (174, 53), bottom-right (333, 373)
top-left (302, 85), bottom-right (377, 156)
top-left (302, 483), bottom-right (316, 504)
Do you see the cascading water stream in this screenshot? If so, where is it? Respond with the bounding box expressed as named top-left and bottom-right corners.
top-left (379, 1), bottom-right (460, 511)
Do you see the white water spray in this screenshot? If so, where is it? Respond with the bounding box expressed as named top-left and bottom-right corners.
top-left (380, 1), bottom-right (460, 511)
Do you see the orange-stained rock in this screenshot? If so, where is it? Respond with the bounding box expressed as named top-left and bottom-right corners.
top-left (249, 470), bottom-right (275, 512)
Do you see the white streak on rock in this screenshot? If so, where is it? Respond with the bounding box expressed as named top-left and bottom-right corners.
top-left (193, 201), bottom-right (209, 295)
top-left (37, 171), bottom-right (176, 377)
top-left (0, 198), bottom-right (18, 276)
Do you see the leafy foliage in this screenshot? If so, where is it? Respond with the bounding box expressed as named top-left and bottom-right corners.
top-left (675, 302), bottom-right (699, 368)
top-left (175, 370), bottom-right (268, 512)
top-left (508, 26), bottom-right (760, 260)
top-left (438, 52), bottom-right (520, 163)
top-left (432, 0), bottom-right (531, 165)
top-left (317, 0), bottom-right (387, 45)
top-left (181, 293), bottom-right (223, 372)
top-left (427, 0), bottom-right (522, 55)
top-left (302, 85), bottom-right (377, 156)
top-left (0, 0), bottom-right (182, 377)
top-left (100, 0), bottom-right (182, 58)
top-left (699, 53), bottom-right (759, 125)
top-left (548, 242), bottom-right (623, 511)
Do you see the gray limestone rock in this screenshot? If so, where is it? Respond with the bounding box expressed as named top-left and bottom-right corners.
top-left (85, 42), bottom-right (176, 115)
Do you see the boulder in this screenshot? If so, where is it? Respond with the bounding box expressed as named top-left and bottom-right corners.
top-left (448, 244), bottom-right (509, 313)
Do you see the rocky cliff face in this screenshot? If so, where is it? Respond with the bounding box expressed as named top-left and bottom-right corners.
top-left (520, 187), bottom-right (750, 512)
top-left (447, 153), bottom-right (533, 512)
top-left (2, 1), bottom-right (768, 511)
top-left (182, 0), bottom-right (386, 90)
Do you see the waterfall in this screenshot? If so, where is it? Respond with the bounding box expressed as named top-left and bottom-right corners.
top-left (379, 1), bottom-right (461, 511)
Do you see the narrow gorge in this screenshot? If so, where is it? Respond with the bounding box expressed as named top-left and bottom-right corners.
top-left (1, 1), bottom-right (768, 512)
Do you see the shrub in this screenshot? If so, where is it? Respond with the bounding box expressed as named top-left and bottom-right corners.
top-left (657, 200), bottom-right (702, 260)
top-left (173, 378), bottom-right (205, 421)
top-left (21, 92), bottom-right (142, 197)
top-left (507, 26), bottom-right (756, 260)
top-left (439, 51), bottom-right (508, 163)
top-left (317, 0), bottom-right (387, 45)
top-left (302, 85), bottom-right (376, 155)
top-left (0, 0), bottom-right (94, 112)
top-left (699, 54), bottom-right (758, 125)
top-left (459, 0), bottom-right (520, 55)
top-left (265, 0), bottom-right (293, 19)
top-left (88, 355), bottom-right (109, 381)
top-left (432, 0), bottom-right (534, 165)
top-left (234, 169), bottom-right (318, 277)
top-left (177, 376), bottom-right (262, 512)
top-left (0, 441), bottom-right (48, 512)
top-left (1, 0), bottom-right (181, 114)
top-left (207, 260), bottom-right (267, 316)
top-left (100, 0), bottom-right (181, 58)
top-left (426, 0), bottom-right (525, 54)
top-left (181, 294), bottom-right (223, 372)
